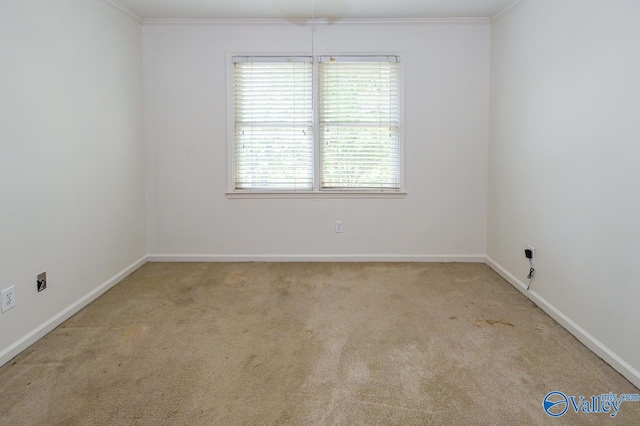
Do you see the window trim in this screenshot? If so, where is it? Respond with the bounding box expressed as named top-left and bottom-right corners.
top-left (225, 51), bottom-right (406, 198)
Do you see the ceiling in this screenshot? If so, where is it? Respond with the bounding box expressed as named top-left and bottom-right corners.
top-left (113, 0), bottom-right (519, 20)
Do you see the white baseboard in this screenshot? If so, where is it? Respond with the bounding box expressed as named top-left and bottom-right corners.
top-left (486, 256), bottom-right (640, 389)
top-left (5, 253), bottom-right (636, 390)
top-left (146, 254), bottom-right (487, 263)
top-left (0, 255), bottom-right (148, 368)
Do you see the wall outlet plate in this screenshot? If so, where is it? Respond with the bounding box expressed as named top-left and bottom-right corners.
top-left (2, 286), bottom-right (16, 313)
top-left (527, 245), bottom-right (536, 264)
top-left (335, 221), bottom-right (343, 233)
top-left (37, 272), bottom-right (47, 292)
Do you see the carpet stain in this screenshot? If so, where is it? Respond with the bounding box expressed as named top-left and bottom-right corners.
top-left (229, 273), bottom-right (247, 286)
top-left (485, 319), bottom-right (515, 327)
top-left (174, 296), bottom-right (194, 306)
top-left (449, 316), bottom-right (458, 320)
top-left (245, 354), bottom-right (257, 367)
top-left (277, 285), bottom-right (291, 297)
top-left (122, 326), bottom-right (147, 339)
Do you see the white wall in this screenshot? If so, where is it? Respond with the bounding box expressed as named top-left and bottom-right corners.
top-left (489, 0), bottom-right (640, 384)
top-left (2, 0), bottom-right (637, 389)
top-left (0, 1), bottom-right (146, 361)
top-left (144, 21), bottom-right (490, 259)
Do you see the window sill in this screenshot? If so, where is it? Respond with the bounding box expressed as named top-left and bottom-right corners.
top-left (225, 191), bottom-right (407, 199)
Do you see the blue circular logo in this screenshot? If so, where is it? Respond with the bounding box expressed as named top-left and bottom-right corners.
top-left (543, 391), bottom-right (569, 417)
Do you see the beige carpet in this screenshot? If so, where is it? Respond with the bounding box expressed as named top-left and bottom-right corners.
top-left (0, 262), bottom-right (638, 425)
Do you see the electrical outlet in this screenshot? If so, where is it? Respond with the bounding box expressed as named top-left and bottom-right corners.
top-left (527, 245), bottom-right (536, 264)
top-left (2, 286), bottom-right (16, 313)
top-left (335, 221), bottom-right (343, 233)
top-left (37, 272), bottom-right (47, 292)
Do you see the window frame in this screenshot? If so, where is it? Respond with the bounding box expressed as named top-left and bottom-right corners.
top-left (225, 51), bottom-right (406, 199)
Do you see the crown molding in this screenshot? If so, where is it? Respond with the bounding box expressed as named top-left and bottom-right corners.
top-left (103, 0), bottom-right (143, 23)
top-left (142, 17), bottom-right (491, 26)
top-left (491, 0), bottom-right (526, 22)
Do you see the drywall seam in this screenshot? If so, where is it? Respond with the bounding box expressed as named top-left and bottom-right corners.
top-left (0, 256), bottom-right (148, 368)
top-left (486, 256), bottom-right (640, 389)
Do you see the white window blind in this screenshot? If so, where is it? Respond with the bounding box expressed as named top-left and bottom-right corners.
top-left (319, 56), bottom-right (400, 190)
top-left (233, 57), bottom-right (313, 190)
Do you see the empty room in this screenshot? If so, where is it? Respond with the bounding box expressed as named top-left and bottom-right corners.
top-left (1, 0), bottom-right (639, 424)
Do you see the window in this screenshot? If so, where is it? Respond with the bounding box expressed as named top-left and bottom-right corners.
top-left (319, 56), bottom-right (400, 190)
top-left (231, 55), bottom-right (401, 195)
top-left (233, 57), bottom-right (314, 190)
